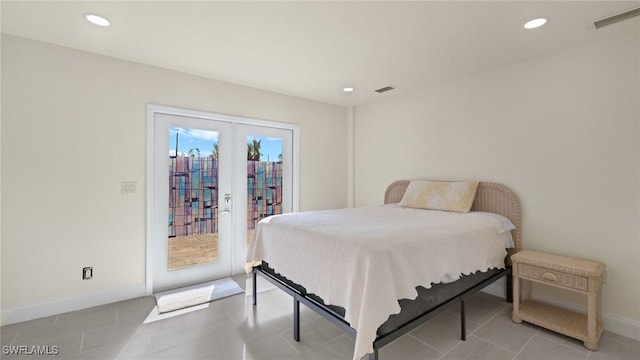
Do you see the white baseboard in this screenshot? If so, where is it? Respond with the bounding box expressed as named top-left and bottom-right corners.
top-left (1, 283), bottom-right (146, 326)
top-left (481, 279), bottom-right (640, 342)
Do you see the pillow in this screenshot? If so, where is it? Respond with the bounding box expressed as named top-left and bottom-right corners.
top-left (472, 212), bottom-right (516, 234)
top-left (399, 180), bottom-right (479, 213)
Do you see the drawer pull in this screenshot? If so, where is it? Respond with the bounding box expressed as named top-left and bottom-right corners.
top-left (542, 272), bottom-right (558, 282)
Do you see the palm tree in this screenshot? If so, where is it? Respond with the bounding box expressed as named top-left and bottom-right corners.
top-left (247, 139), bottom-right (262, 161)
top-left (188, 148), bottom-right (201, 157)
top-left (211, 143), bottom-right (219, 159)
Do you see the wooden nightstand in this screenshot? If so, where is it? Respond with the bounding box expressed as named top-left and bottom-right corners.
top-left (511, 250), bottom-right (605, 350)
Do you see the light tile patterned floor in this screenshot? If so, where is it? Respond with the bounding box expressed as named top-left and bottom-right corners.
top-left (1, 276), bottom-right (638, 360)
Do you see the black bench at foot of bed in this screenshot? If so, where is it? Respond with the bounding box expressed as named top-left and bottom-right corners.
top-left (252, 261), bottom-right (513, 360)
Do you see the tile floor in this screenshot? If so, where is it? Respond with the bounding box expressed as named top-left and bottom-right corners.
top-left (1, 275), bottom-right (638, 360)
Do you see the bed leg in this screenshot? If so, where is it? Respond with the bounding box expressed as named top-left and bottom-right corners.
top-left (293, 297), bottom-right (301, 341)
top-left (252, 268), bottom-right (258, 306)
top-left (506, 272), bottom-right (514, 304)
top-left (460, 295), bottom-right (466, 341)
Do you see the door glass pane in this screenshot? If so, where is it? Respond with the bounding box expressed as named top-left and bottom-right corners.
top-left (168, 127), bottom-right (219, 270)
top-left (246, 136), bottom-right (283, 244)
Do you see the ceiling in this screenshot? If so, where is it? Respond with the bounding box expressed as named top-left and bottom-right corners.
top-left (2, 1), bottom-right (639, 106)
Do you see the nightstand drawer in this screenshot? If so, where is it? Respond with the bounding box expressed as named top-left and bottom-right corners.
top-left (517, 264), bottom-right (588, 291)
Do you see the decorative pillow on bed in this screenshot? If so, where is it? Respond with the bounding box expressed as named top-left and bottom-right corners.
top-left (399, 180), bottom-right (480, 213)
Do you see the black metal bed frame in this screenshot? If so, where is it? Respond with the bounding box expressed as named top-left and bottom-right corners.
top-left (252, 264), bottom-right (513, 360)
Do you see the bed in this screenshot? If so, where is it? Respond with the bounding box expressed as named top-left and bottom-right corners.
top-left (247, 180), bottom-right (522, 360)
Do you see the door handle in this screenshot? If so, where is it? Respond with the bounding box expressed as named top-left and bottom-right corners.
top-left (221, 193), bottom-right (232, 214)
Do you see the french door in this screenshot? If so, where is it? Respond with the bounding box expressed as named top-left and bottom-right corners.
top-left (148, 107), bottom-right (295, 293)
top-left (234, 124), bottom-right (293, 264)
top-left (151, 113), bottom-right (233, 292)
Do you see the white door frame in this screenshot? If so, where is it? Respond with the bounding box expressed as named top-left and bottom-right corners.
top-left (146, 104), bottom-right (299, 295)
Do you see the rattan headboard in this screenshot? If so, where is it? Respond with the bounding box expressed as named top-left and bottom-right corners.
top-left (384, 180), bottom-right (522, 254)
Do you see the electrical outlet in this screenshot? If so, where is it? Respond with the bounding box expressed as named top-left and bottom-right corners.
top-left (121, 181), bottom-right (137, 194)
top-left (82, 266), bottom-right (93, 280)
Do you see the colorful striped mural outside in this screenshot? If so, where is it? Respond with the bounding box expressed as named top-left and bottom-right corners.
top-left (168, 156), bottom-right (283, 238)
top-left (247, 160), bottom-right (283, 230)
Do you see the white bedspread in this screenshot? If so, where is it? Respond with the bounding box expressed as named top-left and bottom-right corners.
top-left (246, 206), bottom-right (510, 360)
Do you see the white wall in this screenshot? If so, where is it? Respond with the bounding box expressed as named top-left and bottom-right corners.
top-left (354, 30), bottom-right (639, 327)
top-left (1, 35), bottom-right (347, 322)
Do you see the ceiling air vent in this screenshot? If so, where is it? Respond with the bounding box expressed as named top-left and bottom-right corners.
top-left (594, 7), bottom-right (640, 29)
top-left (375, 86), bottom-right (395, 93)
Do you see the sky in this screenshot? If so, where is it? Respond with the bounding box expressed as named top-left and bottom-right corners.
top-left (168, 127), bottom-right (283, 161)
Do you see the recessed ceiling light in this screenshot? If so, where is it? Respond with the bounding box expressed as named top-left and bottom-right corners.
top-left (342, 87), bottom-right (355, 93)
top-left (524, 18), bottom-right (547, 29)
top-left (84, 13), bottom-right (110, 27)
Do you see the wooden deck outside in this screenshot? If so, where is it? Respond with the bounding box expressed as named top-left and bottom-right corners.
top-left (168, 230), bottom-right (255, 270)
